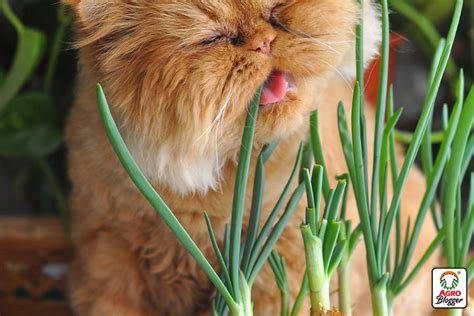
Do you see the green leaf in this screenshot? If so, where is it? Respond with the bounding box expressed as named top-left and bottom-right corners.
top-left (0, 28), bottom-right (46, 112)
top-left (337, 102), bottom-right (355, 178)
top-left (348, 224), bottom-right (362, 255)
top-left (350, 81), bottom-right (378, 281)
top-left (459, 174), bottom-right (474, 266)
top-left (322, 220), bottom-right (341, 273)
top-left (246, 144), bottom-right (303, 277)
top-left (310, 111), bottom-right (330, 200)
top-left (321, 189), bottom-right (334, 224)
top-left (328, 241), bottom-right (347, 277)
top-left (299, 141), bottom-right (313, 183)
top-left (268, 251), bottom-right (290, 315)
top-left (268, 251), bottom-right (284, 291)
top-left (325, 180), bottom-right (346, 222)
top-left (0, 92), bottom-right (55, 129)
top-left (377, 107), bottom-right (402, 258)
top-left (249, 183), bottom-right (305, 284)
top-left (0, 125), bottom-right (61, 158)
top-left (311, 165), bottom-right (324, 229)
top-left (417, 45), bottom-right (447, 232)
top-left (370, 0), bottom-right (390, 248)
top-left (442, 88), bottom-right (474, 266)
top-left (229, 86), bottom-right (261, 302)
top-left (0, 92), bottom-right (60, 158)
top-left (460, 135), bottom-right (474, 180)
top-left (95, 84), bottom-right (237, 312)
top-left (241, 141), bottom-right (277, 273)
top-left (204, 213), bottom-right (234, 295)
top-left (467, 258), bottom-right (474, 283)
top-left (290, 272), bottom-right (308, 316)
top-left (303, 168), bottom-right (315, 209)
top-left (381, 0), bottom-right (464, 269)
top-left (377, 165), bottom-right (389, 272)
top-left (212, 301), bottom-right (219, 316)
top-left (305, 207), bottom-right (317, 237)
top-left (337, 174), bottom-right (350, 220)
top-left (391, 70), bottom-right (464, 286)
top-left (395, 228), bottom-right (445, 294)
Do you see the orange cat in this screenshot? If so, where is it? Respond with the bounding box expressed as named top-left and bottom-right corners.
top-left (65, 0), bottom-right (437, 315)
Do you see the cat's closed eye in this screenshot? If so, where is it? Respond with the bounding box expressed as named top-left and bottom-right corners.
top-left (201, 32), bottom-right (244, 46)
top-left (201, 34), bottom-right (226, 45)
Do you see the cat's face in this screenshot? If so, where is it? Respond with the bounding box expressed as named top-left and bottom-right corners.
top-left (70, 0), bottom-right (379, 195)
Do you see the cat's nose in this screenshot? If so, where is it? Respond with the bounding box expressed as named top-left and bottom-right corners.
top-left (246, 30), bottom-right (276, 55)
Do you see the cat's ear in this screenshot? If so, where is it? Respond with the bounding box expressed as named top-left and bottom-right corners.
top-left (338, 1), bottom-right (381, 78)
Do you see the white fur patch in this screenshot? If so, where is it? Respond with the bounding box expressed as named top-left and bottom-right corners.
top-left (337, 1), bottom-right (382, 78)
top-left (128, 137), bottom-right (223, 196)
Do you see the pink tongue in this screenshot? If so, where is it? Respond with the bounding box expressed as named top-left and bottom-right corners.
top-left (259, 70), bottom-right (288, 105)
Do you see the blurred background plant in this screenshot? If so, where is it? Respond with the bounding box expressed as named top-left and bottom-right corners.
top-left (0, 0), bottom-right (75, 231)
top-left (386, 0), bottom-right (473, 241)
top-left (388, 0), bottom-right (472, 134)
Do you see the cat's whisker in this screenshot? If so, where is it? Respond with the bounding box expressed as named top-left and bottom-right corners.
top-left (276, 22), bottom-right (342, 56)
top-left (197, 90), bottom-right (233, 141)
top-left (316, 59), bottom-right (353, 90)
top-left (320, 40), bottom-right (353, 44)
top-left (214, 126), bottom-right (220, 179)
top-left (213, 94), bottom-right (231, 176)
top-left (197, 89), bottom-right (233, 177)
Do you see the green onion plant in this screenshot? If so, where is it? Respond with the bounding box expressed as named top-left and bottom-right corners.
top-left (433, 88), bottom-right (473, 316)
top-left (268, 250), bottom-right (310, 316)
top-left (308, 112), bottom-right (363, 316)
top-left (97, 84), bottom-right (305, 316)
top-left (300, 165), bottom-right (350, 315)
top-left (268, 251), bottom-right (291, 316)
top-left (322, 0), bottom-right (467, 314)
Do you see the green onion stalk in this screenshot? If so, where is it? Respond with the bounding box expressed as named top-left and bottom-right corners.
top-left (306, 113), bottom-right (363, 315)
top-left (269, 250), bottom-right (311, 316)
top-left (301, 225), bottom-right (330, 315)
top-left (300, 165), bottom-right (350, 315)
top-left (309, 109), bottom-right (362, 315)
top-left (337, 212), bottom-right (361, 316)
top-left (337, 251), bottom-right (352, 315)
top-left (212, 137), bottom-right (305, 316)
top-left (268, 251), bottom-right (291, 316)
top-left (338, 0), bottom-right (465, 314)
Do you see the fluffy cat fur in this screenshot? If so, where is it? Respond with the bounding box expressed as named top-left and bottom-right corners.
top-left (65, 0), bottom-right (438, 314)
